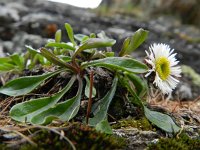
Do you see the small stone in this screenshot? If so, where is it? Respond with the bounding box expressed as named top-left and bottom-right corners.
top-left (175, 83), bottom-right (192, 100)
top-left (3, 133), bottom-right (19, 140)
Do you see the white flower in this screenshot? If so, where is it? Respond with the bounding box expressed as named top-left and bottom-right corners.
top-left (145, 43), bottom-right (181, 95)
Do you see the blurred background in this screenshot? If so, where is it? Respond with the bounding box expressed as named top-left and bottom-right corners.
top-left (0, 0), bottom-right (200, 97)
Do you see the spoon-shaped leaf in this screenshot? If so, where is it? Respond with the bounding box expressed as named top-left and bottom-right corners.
top-left (25, 45), bottom-right (41, 55)
top-left (10, 76), bottom-right (76, 122)
top-left (55, 29), bottom-right (62, 43)
top-left (89, 76), bottom-right (118, 126)
top-left (10, 54), bottom-right (24, 70)
top-left (144, 106), bottom-right (180, 133)
top-left (119, 28), bottom-right (148, 56)
top-left (0, 70), bottom-right (63, 96)
top-left (74, 34), bottom-right (89, 43)
top-left (65, 23), bottom-right (76, 46)
top-left (30, 76), bottom-right (83, 125)
top-left (72, 38), bottom-right (116, 61)
top-left (81, 57), bottom-right (148, 74)
top-left (45, 42), bottom-right (75, 50)
top-left (40, 48), bottom-right (73, 69)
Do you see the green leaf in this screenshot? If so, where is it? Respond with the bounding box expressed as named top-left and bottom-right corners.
top-left (74, 34), bottom-right (89, 42)
top-left (89, 76), bottom-right (118, 126)
top-left (81, 57), bottom-right (148, 74)
top-left (144, 106), bottom-right (180, 133)
top-left (97, 31), bottom-right (109, 39)
top-left (78, 38), bottom-right (115, 51)
top-left (10, 76), bottom-right (76, 123)
top-left (59, 55), bottom-right (72, 62)
top-left (0, 70), bottom-right (63, 96)
top-left (119, 28), bottom-right (148, 56)
top-left (0, 57), bottom-right (12, 63)
top-left (0, 63), bottom-right (15, 72)
top-left (10, 54), bottom-right (24, 70)
top-left (84, 76), bottom-right (96, 98)
top-left (119, 38), bottom-right (131, 57)
top-left (40, 48), bottom-right (71, 69)
top-left (125, 72), bottom-right (147, 97)
top-left (55, 29), bottom-right (62, 43)
top-left (121, 75), bottom-right (143, 107)
top-left (90, 33), bottom-right (96, 38)
top-left (30, 76), bottom-right (83, 124)
top-left (65, 23), bottom-right (76, 46)
top-left (45, 42), bottom-right (75, 50)
top-left (72, 38), bottom-right (116, 60)
top-left (0, 55), bottom-right (24, 72)
top-left (26, 45), bottom-right (40, 54)
top-left (95, 119), bottom-right (113, 134)
top-left (104, 52), bottom-right (114, 57)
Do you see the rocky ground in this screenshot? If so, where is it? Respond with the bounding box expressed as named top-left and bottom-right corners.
top-left (0, 0), bottom-right (200, 149)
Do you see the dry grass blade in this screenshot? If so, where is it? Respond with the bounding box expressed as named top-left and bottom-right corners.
top-left (0, 127), bottom-right (37, 147)
top-left (0, 97), bottom-right (14, 116)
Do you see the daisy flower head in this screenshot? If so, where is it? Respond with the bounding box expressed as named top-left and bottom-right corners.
top-left (145, 43), bottom-right (181, 95)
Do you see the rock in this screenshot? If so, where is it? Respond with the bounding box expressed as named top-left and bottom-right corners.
top-left (0, 5), bottom-right (20, 25)
top-left (11, 32), bottom-right (47, 53)
top-left (113, 128), bottom-right (160, 150)
top-left (149, 16), bottom-right (181, 34)
top-left (0, 43), bottom-right (5, 57)
top-left (175, 83), bottom-right (193, 100)
top-left (2, 133), bottom-right (19, 140)
top-left (21, 13), bottom-right (62, 24)
top-left (6, 2), bottom-right (29, 15)
top-left (2, 41), bottom-right (14, 54)
top-left (107, 27), bottom-right (133, 39)
top-left (0, 24), bottom-right (17, 41)
top-left (174, 25), bottom-right (200, 43)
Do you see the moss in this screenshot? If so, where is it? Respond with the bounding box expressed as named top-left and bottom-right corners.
top-left (19, 123), bottom-right (126, 150)
top-left (112, 117), bottom-right (153, 131)
top-left (147, 133), bottom-right (200, 150)
top-left (0, 144), bottom-right (9, 150)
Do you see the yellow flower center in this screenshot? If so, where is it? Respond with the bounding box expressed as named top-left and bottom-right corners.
top-left (155, 57), bottom-right (170, 81)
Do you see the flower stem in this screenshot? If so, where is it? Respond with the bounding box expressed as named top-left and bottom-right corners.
top-left (86, 70), bottom-right (94, 124)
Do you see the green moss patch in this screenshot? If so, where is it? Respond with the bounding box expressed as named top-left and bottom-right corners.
top-left (112, 117), bottom-right (153, 131)
top-left (4, 123), bottom-right (126, 150)
top-left (147, 133), bottom-right (200, 150)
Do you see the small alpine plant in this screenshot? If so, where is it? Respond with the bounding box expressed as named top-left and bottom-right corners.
top-left (0, 23), bottom-right (181, 134)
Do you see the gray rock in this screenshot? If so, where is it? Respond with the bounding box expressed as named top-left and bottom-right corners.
top-left (6, 2), bottom-right (29, 15)
top-left (0, 5), bottom-right (20, 25)
top-left (107, 27), bottom-right (133, 39)
top-left (2, 41), bottom-right (13, 54)
top-left (175, 83), bottom-right (193, 100)
top-left (11, 32), bottom-right (47, 53)
top-left (21, 13), bottom-right (62, 24)
top-left (0, 43), bottom-right (5, 57)
top-left (113, 128), bottom-right (160, 150)
top-left (149, 16), bottom-right (181, 33)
